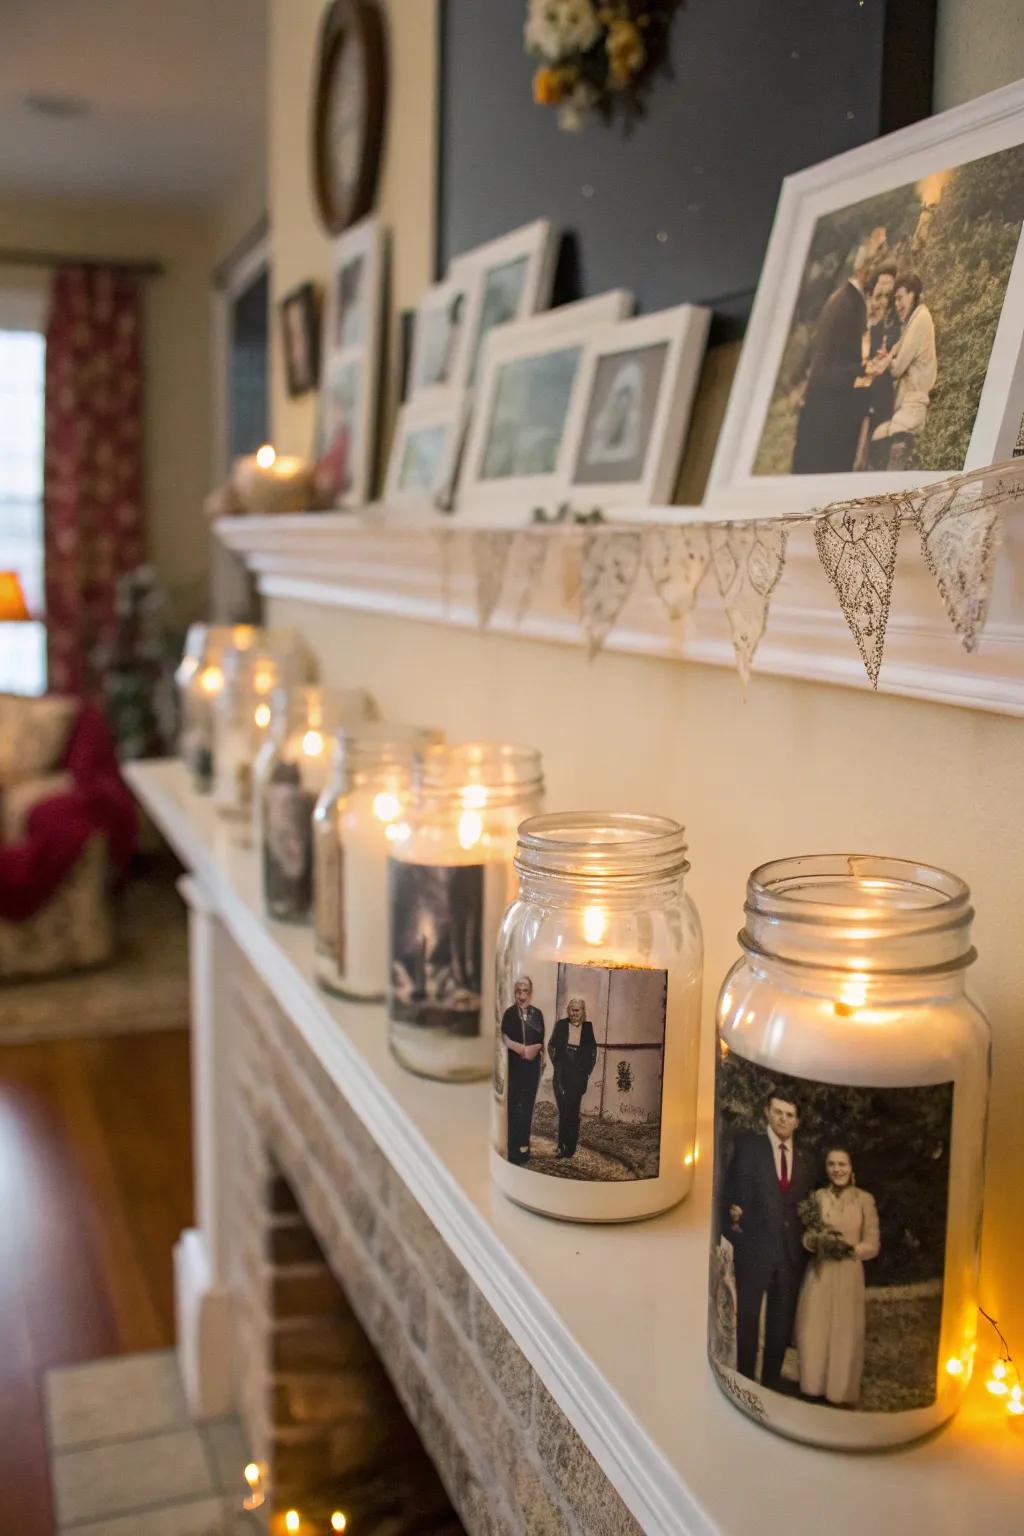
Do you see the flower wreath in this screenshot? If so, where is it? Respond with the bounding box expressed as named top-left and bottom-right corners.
top-left (525, 1), bottom-right (679, 130)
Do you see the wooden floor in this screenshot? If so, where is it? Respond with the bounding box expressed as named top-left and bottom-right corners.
top-left (0, 1029), bottom-right (193, 1534)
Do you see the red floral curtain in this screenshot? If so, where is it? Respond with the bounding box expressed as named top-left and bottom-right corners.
top-left (43, 265), bottom-right (145, 696)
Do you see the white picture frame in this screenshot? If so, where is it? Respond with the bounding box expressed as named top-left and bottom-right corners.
top-left (562, 304), bottom-right (711, 510)
top-left (457, 290), bottom-right (634, 519)
top-left (708, 79), bottom-right (1024, 515)
top-left (408, 275), bottom-right (472, 396)
top-left (384, 392), bottom-right (468, 513)
top-left (449, 218), bottom-right (559, 390)
top-left (318, 215), bottom-right (386, 508)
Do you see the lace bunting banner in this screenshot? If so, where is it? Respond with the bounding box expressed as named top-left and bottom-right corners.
top-left (472, 532), bottom-right (515, 628)
top-left (434, 529), bottom-right (455, 617)
top-left (579, 529), bottom-right (644, 657)
top-left (710, 521), bottom-right (788, 684)
top-left (814, 507), bottom-right (901, 687)
top-left (913, 478), bottom-right (1006, 653)
top-left (514, 530), bottom-right (551, 622)
top-left (645, 526), bottom-right (711, 621)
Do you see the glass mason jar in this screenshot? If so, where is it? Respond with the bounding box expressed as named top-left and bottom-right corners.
top-left (707, 854), bottom-right (990, 1451)
top-left (256, 685), bottom-right (375, 921)
top-left (212, 647), bottom-right (280, 819)
top-left (491, 813), bottom-right (701, 1223)
top-left (387, 742), bottom-right (544, 1083)
top-left (313, 722), bottom-right (440, 999)
top-left (177, 624), bottom-right (259, 791)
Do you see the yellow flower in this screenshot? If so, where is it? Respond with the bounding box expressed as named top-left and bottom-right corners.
top-left (605, 17), bottom-right (645, 88)
top-left (533, 65), bottom-right (577, 106)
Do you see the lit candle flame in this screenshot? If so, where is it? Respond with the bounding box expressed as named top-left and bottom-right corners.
top-left (301, 729), bottom-right (324, 758)
top-left (284, 1512), bottom-right (301, 1534)
top-left (255, 444), bottom-right (276, 469)
top-left (199, 664), bottom-right (224, 697)
top-left (582, 905), bottom-right (606, 945)
top-left (253, 701), bottom-right (271, 729)
top-left (461, 783), bottom-right (487, 810)
top-left (331, 1516), bottom-right (347, 1532)
top-left (458, 809), bottom-right (483, 850)
top-left (243, 1463), bottom-right (261, 1488)
top-left (373, 790), bottom-right (401, 823)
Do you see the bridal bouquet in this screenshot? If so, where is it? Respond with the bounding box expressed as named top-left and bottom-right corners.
top-left (798, 1195), bottom-right (856, 1261)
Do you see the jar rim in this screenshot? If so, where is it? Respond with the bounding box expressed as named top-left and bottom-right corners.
top-left (419, 741), bottom-right (545, 800)
top-left (742, 853), bottom-right (975, 974)
top-left (515, 811), bottom-right (689, 881)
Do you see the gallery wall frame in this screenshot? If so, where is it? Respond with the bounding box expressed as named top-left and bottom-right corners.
top-left (563, 305), bottom-right (711, 510)
top-left (708, 79), bottom-right (1024, 515)
top-left (384, 391), bottom-right (468, 512)
top-left (449, 217), bottom-right (559, 391)
top-left (318, 214), bottom-right (387, 507)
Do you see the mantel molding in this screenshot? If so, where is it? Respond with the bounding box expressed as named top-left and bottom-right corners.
top-left (215, 512), bottom-right (1024, 716)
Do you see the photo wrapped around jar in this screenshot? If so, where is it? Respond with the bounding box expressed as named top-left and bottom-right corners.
top-left (387, 742), bottom-right (544, 1083)
top-left (491, 812), bottom-right (702, 1223)
top-left (312, 721), bottom-right (442, 1000)
top-left (707, 854), bottom-right (990, 1451)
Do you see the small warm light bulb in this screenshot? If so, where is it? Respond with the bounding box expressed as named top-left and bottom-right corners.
top-left (582, 905), bottom-right (606, 946)
top-left (993, 1359), bottom-right (1008, 1379)
top-left (331, 1516), bottom-right (347, 1532)
top-left (255, 443), bottom-right (276, 469)
top-left (244, 1462), bottom-right (261, 1488)
top-left (945, 1356), bottom-right (965, 1377)
top-left (373, 790), bottom-right (401, 823)
top-left (458, 809), bottom-right (483, 849)
top-left (253, 701), bottom-right (271, 729)
top-left (1008, 1385), bottom-right (1024, 1416)
top-left (461, 783), bottom-right (487, 810)
top-left (284, 1511), bottom-right (301, 1534)
top-left (301, 728), bottom-right (324, 758)
top-left (986, 1373), bottom-right (1009, 1397)
top-left (199, 664), bottom-right (224, 697)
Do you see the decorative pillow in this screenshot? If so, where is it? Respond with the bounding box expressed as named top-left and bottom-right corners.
top-left (0, 693), bottom-right (77, 786)
top-left (2, 771), bottom-right (75, 844)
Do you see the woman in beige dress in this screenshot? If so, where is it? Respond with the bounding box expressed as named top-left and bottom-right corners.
top-left (795, 1148), bottom-right (880, 1405)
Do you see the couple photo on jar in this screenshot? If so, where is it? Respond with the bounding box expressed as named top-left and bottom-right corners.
top-left (709, 1051), bottom-right (954, 1414)
top-left (752, 140), bottom-right (1024, 477)
top-left (494, 962), bottom-right (667, 1183)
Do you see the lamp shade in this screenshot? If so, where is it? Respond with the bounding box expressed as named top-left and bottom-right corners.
top-left (0, 571), bottom-right (29, 622)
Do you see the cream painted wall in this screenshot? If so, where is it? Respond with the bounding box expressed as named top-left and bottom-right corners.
top-left (263, 4), bottom-right (1024, 1340)
top-left (0, 195), bottom-right (217, 625)
top-left (267, 0), bottom-right (437, 469)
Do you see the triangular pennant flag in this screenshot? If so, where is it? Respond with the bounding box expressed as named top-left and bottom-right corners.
top-left (472, 532), bottom-right (515, 628)
top-left (514, 530), bottom-right (551, 622)
top-left (813, 507), bottom-right (901, 687)
top-left (644, 526), bottom-right (711, 621)
top-left (579, 529), bottom-right (644, 657)
top-left (710, 521), bottom-right (788, 685)
top-left (914, 481), bottom-right (1003, 653)
top-left (435, 529), bottom-right (455, 616)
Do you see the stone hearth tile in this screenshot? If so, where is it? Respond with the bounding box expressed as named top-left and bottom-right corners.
top-left (46, 1350), bottom-right (189, 1450)
top-left (200, 1416), bottom-right (250, 1493)
top-left (58, 1493), bottom-right (231, 1536)
top-left (52, 1427), bottom-right (215, 1526)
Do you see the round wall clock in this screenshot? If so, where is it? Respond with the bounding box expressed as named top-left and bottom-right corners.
top-left (312, 0), bottom-right (387, 234)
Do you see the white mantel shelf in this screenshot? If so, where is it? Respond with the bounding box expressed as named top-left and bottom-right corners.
top-left (126, 758), bottom-right (1023, 1536)
top-left (215, 511), bottom-right (1024, 716)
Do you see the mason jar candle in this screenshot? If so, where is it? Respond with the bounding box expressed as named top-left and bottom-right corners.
top-left (387, 742), bottom-right (544, 1082)
top-left (490, 813), bottom-right (702, 1222)
top-left (313, 723), bottom-right (440, 1000)
top-left (256, 685), bottom-right (374, 922)
top-left (177, 624), bottom-right (260, 791)
top-left (212, 647), bottom-right (280, 820)
top-left (707, 854), bottom-right (990, 1451)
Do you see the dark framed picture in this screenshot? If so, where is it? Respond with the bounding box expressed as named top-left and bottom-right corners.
top-left (280, 282), bottom-right (320, 398)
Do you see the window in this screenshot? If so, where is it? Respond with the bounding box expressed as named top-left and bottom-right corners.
top-left (0, 328), bottom-right (46, 695)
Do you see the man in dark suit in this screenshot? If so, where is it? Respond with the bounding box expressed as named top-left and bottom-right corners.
top-left (547, 997), bottom-right (598, 1158)
top-left (723, 1094), bottom-right (816, 1390)
top-left (500, 977), bottom-right (546, 1165)
top-left (792, 229), bottom-right (886, 474)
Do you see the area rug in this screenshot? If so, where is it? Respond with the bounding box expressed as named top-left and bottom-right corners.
top-left (0, 860), bottom-right (190, 1043)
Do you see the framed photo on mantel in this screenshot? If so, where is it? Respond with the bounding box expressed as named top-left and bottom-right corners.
top-left (708, 79), bottom-right (1024, 515)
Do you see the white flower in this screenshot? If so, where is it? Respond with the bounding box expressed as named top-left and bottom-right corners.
top-left (525, 0), bottom-right (602, 62)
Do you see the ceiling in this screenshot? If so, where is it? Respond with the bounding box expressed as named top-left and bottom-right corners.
top-left (0, 0), bottom-right (267, 206)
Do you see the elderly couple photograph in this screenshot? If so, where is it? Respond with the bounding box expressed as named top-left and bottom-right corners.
top-left (710, 1054), bottom-right (953, 1415)
top-left (500, 976), bottom-right (597, 1166)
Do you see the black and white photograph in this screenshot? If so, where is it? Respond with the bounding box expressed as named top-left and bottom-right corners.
top-left (262, 767), bottom-right (315, 919)
top-left (388, 861), bottom-right (484, 1036)
top-left (574, 342), bottom-right (667, 483)
top-left (752, 143), bottom-right (1024, 477)
top-left (494, 961), bottom-right (667, 1181)
top-left (709, 1045), bottom-right (954, 1414)
top-left (480, 344), bottom-right (581, 479)
top-left (280, 282), bottom-right (320, 398)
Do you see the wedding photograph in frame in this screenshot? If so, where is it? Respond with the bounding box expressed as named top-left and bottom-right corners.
top-left (708, 80), bottom-right (1024, 515)
top-left (408, 275), bottom-right (471, 395)
top-left (449, 217), bottom-right (558, 390)
top-left (564, 304), bottom-right (711, 509)
top-left (384, 392), bottom-right (467, 513)
top-left (456, 289), bottom-right (634, 516)
top-left (317, 214), bottom-right (385, 506)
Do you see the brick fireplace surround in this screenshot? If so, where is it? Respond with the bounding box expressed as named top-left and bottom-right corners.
top-left (230, 951), bottom-right (641, 1535)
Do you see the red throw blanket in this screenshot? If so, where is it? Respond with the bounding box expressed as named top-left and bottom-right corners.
top-left (0, 704), bottom-right (137, 921)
